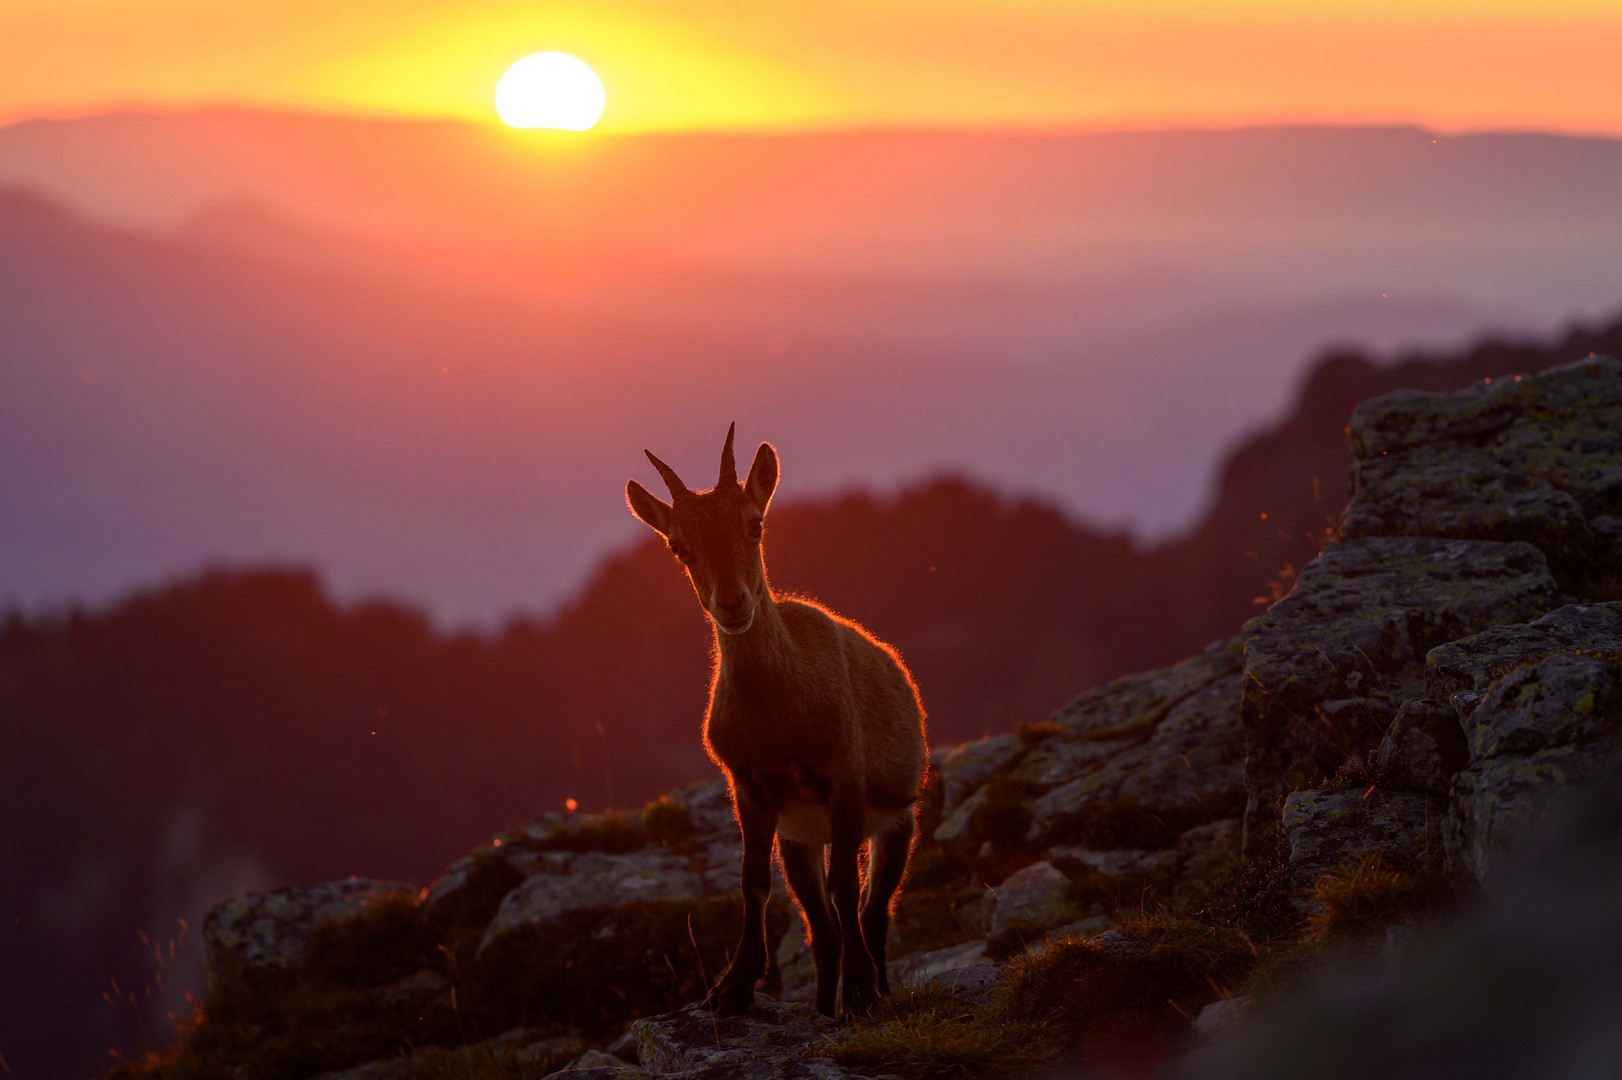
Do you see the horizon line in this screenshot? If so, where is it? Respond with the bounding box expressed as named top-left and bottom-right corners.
top-left (7, 100), bottom-right (1622, 145)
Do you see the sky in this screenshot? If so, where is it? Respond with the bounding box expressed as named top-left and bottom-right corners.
top-left (4, 0), bottom-right (1622, 134)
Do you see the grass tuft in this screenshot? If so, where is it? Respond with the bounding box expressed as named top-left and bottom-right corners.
top-left (1306, 849), bottom-right (1454, 942)
top-left (826, 985), bottom-right (1064, 1080)
top-left (641, 797), bottom-right (694, 846)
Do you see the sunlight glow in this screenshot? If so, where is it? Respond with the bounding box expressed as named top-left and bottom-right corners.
top-left (495, 52), bottom-right (605, 130)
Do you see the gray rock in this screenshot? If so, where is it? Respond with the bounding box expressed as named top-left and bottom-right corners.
top-left (989, 862), bottom-right (1087, 944)
top-left (1027, 672), bottom-right (1246, 844)
top-left (1464, 652), bottom-right (1622, 760)
top-left (1374, 699), bottom-right (1469, 795)
top-left (1446, 654), bottom-right (1622, 887)
top-left (936, 734), bottom-right (1025, 814)
top-left (1189, 996), bottom-right (1252, 1042)
top-left (1052, 637), bottom-right (1242, 741)
top-left (890, 939), bottom-right (989, 989)
top-left (607, 1029), bottom-right (642, 1063)
top-left (561, 1049), bottom-right (637, 1071)
top-left (480, 849), bottom-right (709, 960)
top-left (1008, 735), bottom-right (1137, 788)
top-left (1341, 355), bottom-right (1622, 582)
top-left (1042, 915), bottom-right (1116, 944)
top-left (472, 845), bottom-right (756, 1028)
top-left (1174, 819), bottom-right (1243, 896)
top-left (932, 784), bottom-right (990, 857)
top-left (664, 777), bottom-right (742, 840)
top-left (203, 877), bottom-right (419, 990)
top-left (1426, 601), bottom-right (1622, 706)
top-left (632, 998), bottom-right (838, 1073)
top-left (1049, 845), bottom-right (1186, 886)
top-left (1280, 787), bottom-right (1445, 893)
top-left (925, 963), bottom-right (1001, 1007)
top-left (1241, 536), bottom-right (1556, 851)
top-left (772, 916), bottom-right (815, 1003)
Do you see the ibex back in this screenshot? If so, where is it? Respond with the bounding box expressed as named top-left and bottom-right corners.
top-left (626, 425), bottom-right (928, 1017)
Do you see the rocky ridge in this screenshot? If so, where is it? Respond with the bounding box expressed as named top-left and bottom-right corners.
top-left (139, 357), bottom-right (1621, 1080)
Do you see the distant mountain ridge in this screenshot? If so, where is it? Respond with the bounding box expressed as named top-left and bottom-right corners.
top-left (0, 182), bottom-right (1566, 623)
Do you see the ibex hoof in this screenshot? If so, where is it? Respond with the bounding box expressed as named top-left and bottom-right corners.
top-left (841, 976), bottom-right (881, 1018)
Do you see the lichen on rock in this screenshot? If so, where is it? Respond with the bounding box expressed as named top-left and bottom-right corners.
top-left (1240, 535), bottom-right (1556, 850)
top-left (203, 877), bottom-right (421, 991)
top-left (1341, 355), bottom-right (1622, 587)
top-left (1280, 787), bottom-right (1444, 894)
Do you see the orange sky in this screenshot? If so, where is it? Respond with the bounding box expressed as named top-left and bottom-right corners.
top-left (4, 1), bottom-right (1622, 134)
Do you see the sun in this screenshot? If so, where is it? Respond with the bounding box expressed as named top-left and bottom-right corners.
top-left (495, 53), bottom-right (605, 131)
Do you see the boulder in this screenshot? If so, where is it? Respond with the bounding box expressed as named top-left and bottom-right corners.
top-left (1373, 699), bottom-right (1469, 795)
top-left (1188, 996), bottom-right (1251, 1043)
top-left (473, 846), bottom-right (763, 1034)
top-left (1008, 735), bottom-right (1136, 788)
top-left (890, 939), bottom-right (990, 990)
top-left (1445, 653), bottom-right (1622, 887)
top-left (1240, 536), bottom-right (1556, 851)
top-left (1049, 845), bottom-right (1186, 893)
top-left (936, 734), bottom-right (1025, 814)
top-left (203, 877), bottom-right (419, 990)
top-left (1279, 787), bottom-right (1445, 893)
top-left (1426, 601), bottom-right (1622, 709)
top-left (924, 963), bottom-right (1002, 1007)
top-left (631, 999), bottom-right (839, 1074)
top-left (1341, 355), bottom-right (1622, 585)
top-left (1027, 672), bottom-right (1246, 844)
top-left (988, 862), bottom-right (1088, 945)
top-left (1053, 637), bottom-right (1243, 741)
top-left (1173, 819), bottom-right (1243, 896)
top-left (559, 1049), bottom-right (637, 1071)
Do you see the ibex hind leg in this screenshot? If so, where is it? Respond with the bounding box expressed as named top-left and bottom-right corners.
top-left (860, 811), bottom-right (915, 996)
top-left (779, 838), bottom-right (841, 1018)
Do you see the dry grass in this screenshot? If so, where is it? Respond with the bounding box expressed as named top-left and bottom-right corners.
top-left (826, 984), bottom-right (1064, 1080)
top-left (1306, 849), bottom-right (1454, 942)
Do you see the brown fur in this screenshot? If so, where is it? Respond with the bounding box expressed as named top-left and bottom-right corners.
top-left (626, 425), bottom-right (928, 1017)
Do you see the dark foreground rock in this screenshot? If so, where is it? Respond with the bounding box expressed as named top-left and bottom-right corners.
top-left (1239, 535), bottom-right (1555, 850)
top-left (1168, 789), bottom-right (1622, 1080)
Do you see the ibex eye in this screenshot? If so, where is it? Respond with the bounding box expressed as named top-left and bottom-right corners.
top-left (670, 543), bottom-right (692, 563)
top-left (746, 521), bottom-right (763, 540)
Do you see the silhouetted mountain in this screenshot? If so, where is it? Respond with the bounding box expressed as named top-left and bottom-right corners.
top-left (7, 306), bottom-right (1622, 1076)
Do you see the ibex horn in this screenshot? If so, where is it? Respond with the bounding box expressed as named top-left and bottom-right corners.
top-left (644, 450), bottom-right (688, 499)
top-left (718, 422), bottom-right (737, 485)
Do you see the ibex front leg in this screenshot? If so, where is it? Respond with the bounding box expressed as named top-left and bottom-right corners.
top-left (705, 781), bottom-right (776, 1015)
top-left (829, 789), bottom-right (880, 1016)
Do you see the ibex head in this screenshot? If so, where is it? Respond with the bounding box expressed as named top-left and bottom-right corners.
top-left (627, 423), bottom-right (779, 634)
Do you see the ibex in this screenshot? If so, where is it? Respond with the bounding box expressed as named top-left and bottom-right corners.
top-left (626, 425), bottom-right (928, 1018)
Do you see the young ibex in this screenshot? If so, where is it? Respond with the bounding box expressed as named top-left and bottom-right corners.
top-left (626, 425), bottom-right (928, 1017)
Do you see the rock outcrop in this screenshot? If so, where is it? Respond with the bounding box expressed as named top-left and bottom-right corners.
top-left (161, 355), bottom-right (1621, 1080)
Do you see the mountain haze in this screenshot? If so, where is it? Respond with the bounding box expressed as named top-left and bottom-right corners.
top-left (13, 113), bottom-right (1622, 620)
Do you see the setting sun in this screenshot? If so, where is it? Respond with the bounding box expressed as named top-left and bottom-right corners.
top-left (495, 52), bottom-right (605, 130)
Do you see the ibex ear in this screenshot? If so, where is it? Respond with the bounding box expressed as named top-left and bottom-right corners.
top-left (745, 442), bottom-right (778, 512)
top-left (626, 480), bottom-right (671, 535)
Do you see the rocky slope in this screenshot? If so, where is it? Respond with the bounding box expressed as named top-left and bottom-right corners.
top-left (124, 356), bottom-right (1622, 1080)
